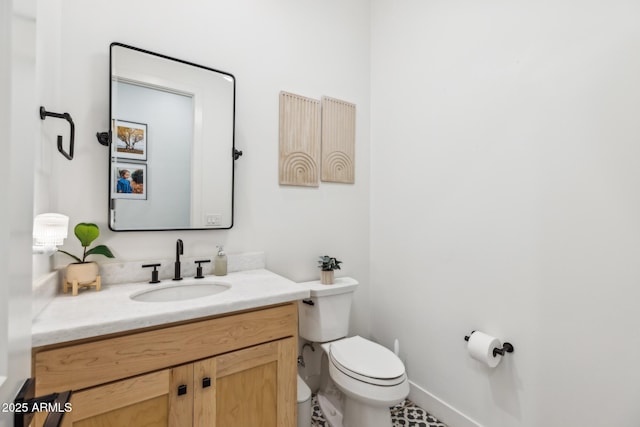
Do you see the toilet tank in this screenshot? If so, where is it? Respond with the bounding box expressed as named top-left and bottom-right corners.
top-left (297, 277), bottom-right (359, 342)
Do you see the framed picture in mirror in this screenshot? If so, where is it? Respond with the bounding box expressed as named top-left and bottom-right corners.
top-left (114, 119), bottom-right (147, 161)
top-left (113, 162), bottom-right (146, 200)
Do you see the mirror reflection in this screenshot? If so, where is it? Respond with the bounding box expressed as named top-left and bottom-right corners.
top-left (109, 43), bottom-right (235, 230)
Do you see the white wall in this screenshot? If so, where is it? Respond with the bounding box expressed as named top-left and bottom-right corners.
top-left (0, 0), bottom-right (37, 421)
top-left (370, 1), bottom-right (640, 426)
top-left (45, 0), bottom-right (371, 334)
top-left (33, 0), bottom-right (62, 279)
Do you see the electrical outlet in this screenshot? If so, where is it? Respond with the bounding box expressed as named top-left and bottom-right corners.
top-left (205, 214), bottom-right (222, 226)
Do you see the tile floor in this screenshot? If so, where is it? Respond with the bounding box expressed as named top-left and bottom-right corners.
top-left (311, 394), bottom-right (448, 427)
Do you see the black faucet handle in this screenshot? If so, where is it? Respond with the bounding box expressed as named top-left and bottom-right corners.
top-left (142, 263), bottom-right (161, 284)
top-left (194, 259), bottom-right (211, 279)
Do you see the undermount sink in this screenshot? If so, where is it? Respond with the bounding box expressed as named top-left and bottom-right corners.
top-left (130, 280), bottom-right (231, 302)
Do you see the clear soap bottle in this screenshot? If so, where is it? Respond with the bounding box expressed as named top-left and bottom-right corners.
top-left (213, 246), bottom-right (227, 276)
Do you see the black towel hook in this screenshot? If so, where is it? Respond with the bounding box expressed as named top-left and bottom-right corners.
top-left (40, 106), bottom-right (74, 160)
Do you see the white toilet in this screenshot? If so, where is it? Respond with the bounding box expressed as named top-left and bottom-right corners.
top-left (298, 277), bottom-right (409, 427)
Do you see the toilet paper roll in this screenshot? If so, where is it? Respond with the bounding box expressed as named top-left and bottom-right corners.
top-left (467, 331), bottom-right (502, 368)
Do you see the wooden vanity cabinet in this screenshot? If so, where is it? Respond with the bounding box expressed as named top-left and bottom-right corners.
top-left (32, 302), bottom-right (298, 427)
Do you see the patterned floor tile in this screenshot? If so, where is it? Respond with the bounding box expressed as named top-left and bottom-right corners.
top-left (311, 394), bottom-right (448, 427)
top-left (391, 399), bottom-right (448, 427)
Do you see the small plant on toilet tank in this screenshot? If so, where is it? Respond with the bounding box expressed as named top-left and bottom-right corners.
top-left (318, 255), bottom-right (341, 285)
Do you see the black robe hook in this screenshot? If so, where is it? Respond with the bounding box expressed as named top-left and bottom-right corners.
top-left (40, 106), bottom-right (75, 160)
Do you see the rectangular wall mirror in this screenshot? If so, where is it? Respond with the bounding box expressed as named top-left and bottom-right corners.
top-left (109, 43), bottom-right (236, 231)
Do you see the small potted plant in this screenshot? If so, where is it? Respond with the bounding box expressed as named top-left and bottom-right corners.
top-left (318, 255), bottom-right (342, 285)
top-left (58, 223), bottom-right (114, 295)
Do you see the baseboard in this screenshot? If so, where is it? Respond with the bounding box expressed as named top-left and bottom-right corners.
top-left (408, 380), bottom-right (482, 427)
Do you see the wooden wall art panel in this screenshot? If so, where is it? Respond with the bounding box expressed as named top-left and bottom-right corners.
top-left (321, 96), bottom-right (356, 184)
top-left (279, 91), bottom-right (321, 187)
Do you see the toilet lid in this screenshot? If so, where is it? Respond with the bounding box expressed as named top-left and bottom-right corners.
top-left (329, 336), bottom-right (405, 381)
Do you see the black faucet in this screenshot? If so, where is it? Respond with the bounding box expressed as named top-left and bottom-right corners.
top-left (173, 239), bottom-right (183, 280)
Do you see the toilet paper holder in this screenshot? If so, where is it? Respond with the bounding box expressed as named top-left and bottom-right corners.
top-left (464, 331), bottom-right (515, 357)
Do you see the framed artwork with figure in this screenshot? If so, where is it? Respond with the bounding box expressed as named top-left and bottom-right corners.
top-left (113, 162), bottom-right (146, 200)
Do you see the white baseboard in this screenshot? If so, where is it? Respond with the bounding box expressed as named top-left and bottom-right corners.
top-left (408, 380), bottom-right (482, 427)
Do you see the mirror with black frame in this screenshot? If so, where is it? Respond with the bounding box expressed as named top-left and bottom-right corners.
top-left (108, 43), bottom-right (236, 231)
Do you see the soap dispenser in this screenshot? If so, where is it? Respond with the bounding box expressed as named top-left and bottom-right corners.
top-left (213, 246), bottom-right (227, 276)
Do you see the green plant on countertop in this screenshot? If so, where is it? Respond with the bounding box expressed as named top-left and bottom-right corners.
top-left (58, 223), bottom-right (115, 263)
top-left (318, 255), bottom-right (342, 271)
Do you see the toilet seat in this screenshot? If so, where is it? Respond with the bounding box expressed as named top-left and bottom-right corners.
top-left (329, 336), bottom-right (406, 386)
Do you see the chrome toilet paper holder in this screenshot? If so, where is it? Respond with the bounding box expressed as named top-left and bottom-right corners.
top-left (464, 331), bottom-right (515, 357)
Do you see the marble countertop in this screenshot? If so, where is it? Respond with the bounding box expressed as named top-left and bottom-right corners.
top-left (32, 269), bottom-right (310, 347)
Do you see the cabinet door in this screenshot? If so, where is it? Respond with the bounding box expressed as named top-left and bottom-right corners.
top-left (193, 357), bottom-right (216, 425)
top-left (59, 366), bottom-right (193, 427)
top-left (194, 337), bottom-right (296, 427)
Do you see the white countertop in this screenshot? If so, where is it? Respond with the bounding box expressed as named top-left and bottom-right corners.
top-left (32, 269), bottom-right (310, 347)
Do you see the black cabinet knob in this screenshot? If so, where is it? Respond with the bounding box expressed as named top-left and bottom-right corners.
top-left (202, 377), bottom-right (211, 388)
top-left (177, 384), bottom-right (187, 396)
